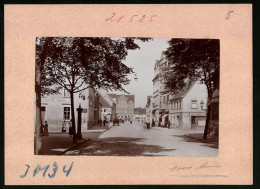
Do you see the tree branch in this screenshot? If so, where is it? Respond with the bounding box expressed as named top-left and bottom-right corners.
top-left (73, 85), bottom-right (92, 93)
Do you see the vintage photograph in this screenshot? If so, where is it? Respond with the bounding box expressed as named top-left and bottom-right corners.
top-left (34, 37), bottom-right (220, 156)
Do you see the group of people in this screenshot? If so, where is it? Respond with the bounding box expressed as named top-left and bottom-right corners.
top-left (97, 118), bottom-right (108, 126)
top-left (40, 121), bottom-right (49, 136)
top-left (151, 119), bottom-right (171, 129)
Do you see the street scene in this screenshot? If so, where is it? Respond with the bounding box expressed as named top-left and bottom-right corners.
top-left (35, 37), bottom-right (219, 156)
top-left (64, 121), bottom-right (218, 156)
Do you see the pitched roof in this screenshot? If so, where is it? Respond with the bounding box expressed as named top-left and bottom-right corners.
top-left (171, 80), bottom-right (197, 100)
top-left (108, 94), bottom-right (135, 103)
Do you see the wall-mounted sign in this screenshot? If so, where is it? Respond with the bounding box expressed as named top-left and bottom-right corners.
top-left (41, 98), bottom-right (70, 103)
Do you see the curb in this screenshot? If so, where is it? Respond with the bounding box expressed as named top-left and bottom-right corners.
top-left (59, 138), bottom-right (90, 155)
top-left (59, 124), bottom-right (113, 155)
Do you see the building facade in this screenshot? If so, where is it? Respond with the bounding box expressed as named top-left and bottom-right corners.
top-left (152, 54), bottom-right (171, 127)
top-left (169, 80), bottom-right (208, 129)
top-left (37, 85), bottom-right (112, 132)
top-left (108, 94), bottom-right (135, 121)
top-left (152, 60), bottom-right (161, 126)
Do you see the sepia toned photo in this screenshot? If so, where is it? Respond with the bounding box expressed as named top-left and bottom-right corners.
top-left (4, 3), bottom-right (253, 185)
top-left (34, 37), bottom-right (220, 156)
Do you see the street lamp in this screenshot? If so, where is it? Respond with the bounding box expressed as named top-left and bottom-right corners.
top-left (200, 100), bottom-right (204, 110)
top-left (134, 73), bottom-right (138, 81)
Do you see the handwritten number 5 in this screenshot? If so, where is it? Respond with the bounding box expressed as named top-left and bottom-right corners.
top-left (226, 11), bottom-right (234, 19)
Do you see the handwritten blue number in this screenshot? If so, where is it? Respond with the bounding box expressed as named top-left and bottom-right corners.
top-left (48, 162), bottom-right (58, 178)
top-left (33, 164), bottom-right (50, 177)
top-left (63, 162), bottom-right (74, 177)
top-left (20, 164), bottom-right (30, 178)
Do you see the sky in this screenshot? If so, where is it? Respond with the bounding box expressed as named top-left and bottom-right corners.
top-left (109, 38), bottom-right (170, 108)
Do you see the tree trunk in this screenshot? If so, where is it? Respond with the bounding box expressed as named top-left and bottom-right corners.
top-left (203, 104), bottom-right (211, 140)
top-left (35, 63), bottom-right (43, 155)
top-left (70, 92), bottom-right (77, 143)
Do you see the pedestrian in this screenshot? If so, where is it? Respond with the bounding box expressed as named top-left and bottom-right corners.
top-left (44, 121), bottom-right (49, 136)
top-left (69, 119), bottom-right (73, 137)
top-left (146, 119), bottom-right (150, 129)
top-left (40, 122), bottom-right (44, 136)
top-left (103, 118), bottom-right (106, 126)
top-left (62, 120), bottom-right (66, 132)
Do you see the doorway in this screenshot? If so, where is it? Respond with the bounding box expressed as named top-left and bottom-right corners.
top-left (191, 116), bottom-right (196, 129)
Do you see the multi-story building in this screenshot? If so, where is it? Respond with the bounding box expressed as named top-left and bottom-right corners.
top-left (108, 94), bottom-right (135, 121)
top-left (38, 85), bottom-right (113, 132)
top-left (152, 60), bottom-right (161, 126)
top-left (152, 54), bottom-right (171, 127)
top-left (169, 79), bottom-right (207, 129)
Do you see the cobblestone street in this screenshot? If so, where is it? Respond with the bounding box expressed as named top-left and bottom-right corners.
top-left (64, 121), bottom-right (218, 156)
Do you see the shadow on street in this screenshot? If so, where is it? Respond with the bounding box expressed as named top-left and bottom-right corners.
top-left (64, 137), bottom-right (176, 156)
top-left (173, 134), bottom-right (219, 149)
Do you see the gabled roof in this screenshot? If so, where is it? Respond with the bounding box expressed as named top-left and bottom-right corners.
top-left (108, 94), bottom-right (135, 103)
top-left (171, 80), bottom-right (197, 100)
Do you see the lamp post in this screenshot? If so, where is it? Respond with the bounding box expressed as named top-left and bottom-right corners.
top-left (134, 73), bottom-right (138, 81)
top-left (200, 100), bottom-right (205, 110)
top-left (77, 104), bottom-right (83, 139)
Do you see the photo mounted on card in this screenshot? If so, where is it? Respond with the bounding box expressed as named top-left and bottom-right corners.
top-left (5, 4), bottom-right (252, 185)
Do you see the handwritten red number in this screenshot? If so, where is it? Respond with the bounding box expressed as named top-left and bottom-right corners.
top-left (150, 15), bottom-right (157, 22)
top-left (105, 13), bottom-right (116, 22)
top-left (116, 16), bottom-right (124, 22)
top-left (128, 15), bottom-right (138, 22)
top-left (138, 15), bottom-right (146, 23)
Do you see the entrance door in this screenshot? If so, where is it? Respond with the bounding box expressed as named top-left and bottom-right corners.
top-left (191, 116), bottom-right (196, 129)
top-left (41, 106), bottom-right (46, 122)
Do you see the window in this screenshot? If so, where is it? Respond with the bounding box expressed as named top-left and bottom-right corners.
top-left (63, 107), bottom-right (70, 120)
top-left (167, 95), bottom-right (169, 102)
top-left (191, 100), bottom-right (198, 109)
top-left (163, 96), bottom-right (165, 104)
top-left (64, 87), bottom-right (70, 97)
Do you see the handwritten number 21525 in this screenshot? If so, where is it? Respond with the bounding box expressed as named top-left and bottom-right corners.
top-left (105, 13), bottom-right (157, 23)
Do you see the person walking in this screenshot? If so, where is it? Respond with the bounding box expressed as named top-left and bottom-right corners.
top-left (69, 119), bottom-right (73, 137)
top-left (62, 120), bottom-right (66, 132)
top-left (40, 122), bottom-right (44, 136)
top-left (103, 118), bottom-right (106, 126)
top-left (44, 121), bottom-right (49, 136)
